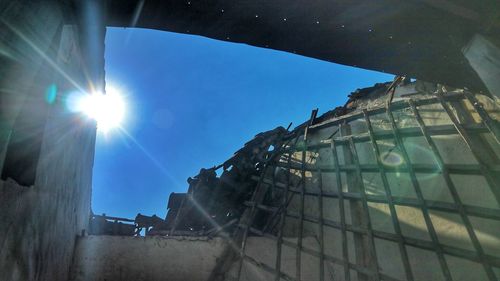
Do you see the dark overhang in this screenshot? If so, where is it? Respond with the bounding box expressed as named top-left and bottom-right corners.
top-left (104, 0), bottom-right (500, 92)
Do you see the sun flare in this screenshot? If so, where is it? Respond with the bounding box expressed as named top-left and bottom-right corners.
top-left (76, 87), bottom-right (126, 133)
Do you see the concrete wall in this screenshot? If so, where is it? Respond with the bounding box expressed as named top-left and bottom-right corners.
top-left (463, 34), bottom-right (500, 100)
top-left (0, 1), bottom-right (104, 280)
top-left (1, 3), bottom-right (497, 280)
top-left (70, 236), bottom-right (228, 281)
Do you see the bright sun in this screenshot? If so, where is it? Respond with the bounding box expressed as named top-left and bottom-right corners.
top-left (77, 87), bottom-right (126, 133)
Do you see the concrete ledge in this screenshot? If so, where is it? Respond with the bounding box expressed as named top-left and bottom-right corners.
top-left (70, 235), bottom-right (227, 281)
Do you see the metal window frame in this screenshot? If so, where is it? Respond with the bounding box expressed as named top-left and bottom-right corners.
top-left (234, 90), bottom-right (500, 281)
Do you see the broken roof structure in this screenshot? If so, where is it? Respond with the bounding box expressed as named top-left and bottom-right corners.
top-left (77, 79), bottom-right (500, 281)
top-left (1, 1), bottom-right (500, 281)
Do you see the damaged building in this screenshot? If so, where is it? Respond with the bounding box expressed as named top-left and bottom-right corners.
top-left (73, 80), bottom-right (500, 281)
top-left (1, 1), bottom-right (500, 281)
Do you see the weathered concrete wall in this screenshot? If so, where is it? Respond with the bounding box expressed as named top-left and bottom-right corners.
top-left (70, 236), bottom-right (228, 281)
top-left (0, 1), bottom-right (104, 280)
top-left (463, 34), bottom-right (500, 100)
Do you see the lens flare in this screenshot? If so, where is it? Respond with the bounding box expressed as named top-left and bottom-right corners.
top-left (380, 150), bottom-right (404, 167)
top-left (68, 87), bottom-right (126, 133)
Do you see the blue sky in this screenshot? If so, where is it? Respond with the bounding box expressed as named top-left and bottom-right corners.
top-left (91, 27), bottom-right (392, 219)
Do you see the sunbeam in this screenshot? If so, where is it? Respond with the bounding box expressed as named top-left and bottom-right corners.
top-left (0, 19), bottom-right (87, 93)
top-left (78, 88), bottom-right (126, 133)
top-left (118, 127), bottom-right (184, 189)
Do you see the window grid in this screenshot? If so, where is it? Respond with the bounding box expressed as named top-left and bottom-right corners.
top-left (234, 91), bottom-right (499, 281)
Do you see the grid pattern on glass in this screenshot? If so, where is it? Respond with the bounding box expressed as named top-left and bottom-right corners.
top-left (229, 90), bottom-right (500, 281)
